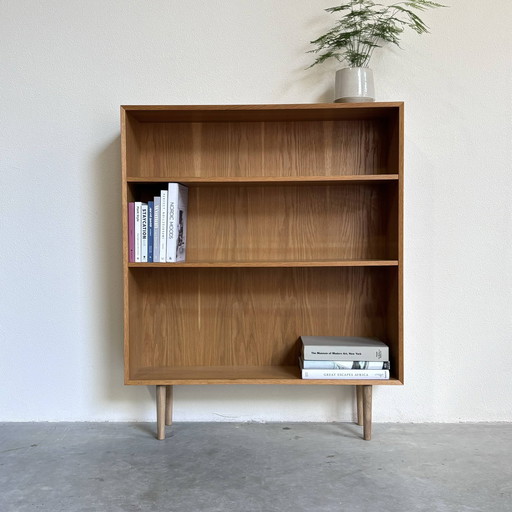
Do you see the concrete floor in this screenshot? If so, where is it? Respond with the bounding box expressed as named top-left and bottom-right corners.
top-left (1, 423), bottom-right (511, 512)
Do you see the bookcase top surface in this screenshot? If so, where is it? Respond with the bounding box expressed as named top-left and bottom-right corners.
top-left (121, 102), bottom-right (403, 123)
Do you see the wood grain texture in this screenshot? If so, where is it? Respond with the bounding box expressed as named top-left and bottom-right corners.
top-left (156, 385), bottom-right (166, 440)
top-left (131, 182), bottom-right (398, 263)
top-left (129, 366), bottom-right (403, 385)
top-left (398, 104), bottom-right (404, 384)
top-left (120, 103), bottom-right (404, 390)
top-left (126, 175), bottom-right (399, 184)
top-left (190, 183), bottom-right (398, 262)
top-left (363, 385), bottom-right (372, 440)
top-left (121, 108), bottom-right (135, 384)
top-left (132, 119), bottom-right (392, 178)
top-left (127, 266), bottom-right (395, 371)
top-left (356, 386), bottom-right (364, 426)
top-left (121, 103), bottom-right (403, 123)
top-left (165, 385), bottom-right (173, 426)
top-left (128, 260), bottom-right (399, 268)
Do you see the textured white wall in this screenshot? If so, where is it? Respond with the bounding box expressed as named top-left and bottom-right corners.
top-left (1, 0), bottom-right (511, 422)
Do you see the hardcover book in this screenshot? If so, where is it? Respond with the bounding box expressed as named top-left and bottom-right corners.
top-left (141, 203), bottom-right (148, 262)
top-left (166, 183), bottom-right (188, 262)
top-left (158, 190), bottom-right (168, 263)
top-left (128, 202), bottom-right (135, 262)
top-left (300, 357), bottom-right (390, 370)
top-left (134, 202), bottom-right (142, 262)
top-left (302, 368), bottom-right (390, 380)
top-left (301, 336), bottom-right (389, 361)
top-left (147, 201), bottom-right (154, 263)
top-left (153, 196), bottom-right (160, 263)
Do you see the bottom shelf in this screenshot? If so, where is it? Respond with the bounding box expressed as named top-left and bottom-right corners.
top-left (128, 366), bottom-right (403, 386)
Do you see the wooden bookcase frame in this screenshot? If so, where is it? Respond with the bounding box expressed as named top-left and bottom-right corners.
top-left (121, 103), bottom-right (404, 440)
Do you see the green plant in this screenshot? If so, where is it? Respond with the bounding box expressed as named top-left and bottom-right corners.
top-left (309, 0), bottom-right (445, 68)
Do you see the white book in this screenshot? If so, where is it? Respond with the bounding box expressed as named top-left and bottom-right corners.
top-left (153, 196), bottom-right (161, 263)
top-left (134, 202), bottom-right (142, 262)
top-left (141, 203), bottom-right (148, 262)
top-left (302, 369), bottom-right (390, 380)
top-left (300, 357), bottom-right (389, 370)
top-left (158, 190), bottom-right (168, 263)
top-left (166, 183), bottom-right (188, 262)
top-left (301, 336), bottom-right (389, 361)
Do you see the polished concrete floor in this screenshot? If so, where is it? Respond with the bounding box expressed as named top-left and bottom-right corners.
top-left (1, 422), bottom-right (511, 512)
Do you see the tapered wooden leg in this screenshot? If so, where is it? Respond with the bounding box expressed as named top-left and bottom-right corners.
top-left (363, 385), bottom-right (372, 441)
top-left (356, 386), bottom-right (364, 426)
top-left (165, 385), bottom-right (173, 426)
top-left (156, 385), bottom-right (166, 440)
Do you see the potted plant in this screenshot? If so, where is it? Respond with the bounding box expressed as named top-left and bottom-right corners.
top-left (308, 0), bottom-right (445, 102)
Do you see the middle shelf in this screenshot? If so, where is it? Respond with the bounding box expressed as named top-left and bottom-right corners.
top-left (127, 180), bottom-right (399, 263)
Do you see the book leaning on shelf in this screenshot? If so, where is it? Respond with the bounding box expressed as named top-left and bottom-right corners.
top-left (300, 336), bottom-right (390, 380)
top-left (127, 183), bottom-right (188, 263)
top-left (158, 189), bottom-right (168, 263)
top-left (166, 183), bottom-right (188, 262)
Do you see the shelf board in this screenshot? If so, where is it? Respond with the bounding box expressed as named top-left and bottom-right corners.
top-left (128, 365), bottom-right (403, 386)
top-left (122, 102), bottom-right (403, 123)
top-left (128, 260), bottom-right (399, 268)
top-left (127, 175), bottom-right (399, 185)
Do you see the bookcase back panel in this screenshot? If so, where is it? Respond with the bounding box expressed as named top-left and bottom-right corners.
top-left (127, 266), bottom-right (397, 372)
top-left (188, 183), bottom-right (397, 261)
top-left (129, 119), bottom-right (395, 178)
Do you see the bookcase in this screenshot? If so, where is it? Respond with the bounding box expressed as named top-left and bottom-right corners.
top-left (121, 103), bottom-right (403, 440)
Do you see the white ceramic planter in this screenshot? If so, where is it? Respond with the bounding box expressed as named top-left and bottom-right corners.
top-left (334, 67), bottom-right (375, 103)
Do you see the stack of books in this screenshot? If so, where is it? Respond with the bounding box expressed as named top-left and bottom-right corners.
top-left (300, 336), bottom-right (390, 380)
top-left (128, 183), bottom-right (188, 263)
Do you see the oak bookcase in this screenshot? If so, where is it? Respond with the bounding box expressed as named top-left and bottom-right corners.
top-left (121, 103), bottom-right (403, 440)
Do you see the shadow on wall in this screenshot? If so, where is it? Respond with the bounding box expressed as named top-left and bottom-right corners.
top-left (90, 135), bottom-right (129, 406)
top-left (284, 58), bottom-right (335, 103)
top-left (279, 10), bottom-right (338, 104)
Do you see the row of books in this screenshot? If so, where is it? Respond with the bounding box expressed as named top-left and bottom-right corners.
top-left (128, 183), bottom-right (188, 263)
top-left (300, 336), bottom-right (390, 380)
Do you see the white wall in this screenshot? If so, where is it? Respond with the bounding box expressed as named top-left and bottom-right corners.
top-left (1, 0), bottom-right (511, 422)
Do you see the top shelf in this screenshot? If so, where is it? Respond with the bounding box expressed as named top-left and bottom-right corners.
top-left (122, 103), bottom-right (403, 182)
top-left (122, 102), bottom-right (403, 123)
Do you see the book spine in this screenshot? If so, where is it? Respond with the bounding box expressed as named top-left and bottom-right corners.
top-left (302, 369), bottom-right (390, 380)
top-left (128, 202), bottom-right (135, 262)
top-left (166, 183), bottom-right (188, 262)
top-left (141, 203), bottom-right (148, 262)
top-left (166, 183), bottom-right (178, 262)
top-left (159, 190), bottom-right (168, 262)
top-left (147, 201), bottom-right (154, 263)
top-left (134, 202), bottom-right (142, 263)
top-left (176, 184), bottom-right (188, 262)
top-left (301, 360), bottom-right (390, 370)
top-left (153, 196), bottom-right (160, 263)
top-left (303, 347), bottom-right (389, 361)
